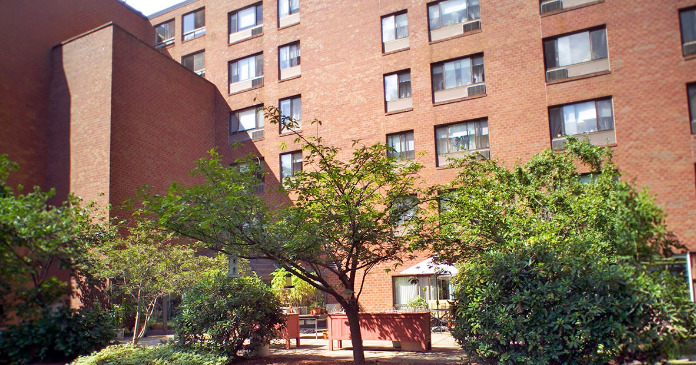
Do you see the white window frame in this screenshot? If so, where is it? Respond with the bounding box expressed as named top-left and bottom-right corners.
top-left (183, 8), bottom-right (206, 41)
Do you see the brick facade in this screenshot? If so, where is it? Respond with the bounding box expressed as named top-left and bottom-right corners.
top-left (150, 0), bottom-right (696, 309)
top-left (2, 0), bottom-right (696, 310)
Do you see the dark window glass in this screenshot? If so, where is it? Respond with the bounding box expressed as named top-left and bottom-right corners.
top-left (230, 3), bottom-right (263, 34)
top-left (384, 70), bottom-right (412, 101)
top-left (435, 119), bottom-right (489, 156)
top-left (431, 55), bottom-right (484, 91)
top-left (280, 95), bottom-right (302, 131)
top-left (229, 54), bottom-right (263, 83)
top-left (549, 98), bottom-right (614, 139)
top-left (183, 9), bottom-right (205, 40)
top-left (155, 20), bottom-right (175, 45)
top-left (230, 105), bottom-right (264, 134)
top-left (681, 9), bottom-right (696, 44)
top-left (387, 131), bottom-right (415, 160)
top-left (280, 151), bottom-right (302, 179)
top-left (428, 0), bottom-right (480, 31)
top-left (544, 28), bottom-right (608, 70)
top-left (182, 51), bottom-right (205, 75)
top-left (279, 42), bottom-right (300, 70)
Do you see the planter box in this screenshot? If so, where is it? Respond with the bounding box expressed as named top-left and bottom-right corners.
top-left (279, 312), bottom-right (300, 349)
top-left (327, 312), bottom-right (431, 352)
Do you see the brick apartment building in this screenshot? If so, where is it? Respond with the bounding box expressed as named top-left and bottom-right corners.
top-left (2, 0), bottom-right (696, 310)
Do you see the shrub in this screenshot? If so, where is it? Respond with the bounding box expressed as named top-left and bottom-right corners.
top-left (70, 344), bottom-right (228, 365)
top-left (175, 272), bottom-right (284, 359)
top-left (0, 306), bottom-right (115, 364)
top-left (451, 244), bottom-right (694, 365)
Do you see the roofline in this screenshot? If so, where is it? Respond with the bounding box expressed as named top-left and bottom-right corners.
top-left (115, 0), bottom-right (149, 20)
top-left (148, 0), bottom-right (200, 19)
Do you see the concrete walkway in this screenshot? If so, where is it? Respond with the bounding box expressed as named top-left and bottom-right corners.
top-left (122, 331), bottom-right (468, 364)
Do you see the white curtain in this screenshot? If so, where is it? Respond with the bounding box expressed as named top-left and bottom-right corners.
top-left (384, 74), bottom-right (398, 101)
top-left (558, 32), bottom-right (590, 67)
top-left (238, 108), bottom-right (257, 131)
top-left (238, 7), bottom-right (256, 29)
top-left (563, 101), bottom-right (596, 135)
top-left (382, 16), bottom-right (395, 43)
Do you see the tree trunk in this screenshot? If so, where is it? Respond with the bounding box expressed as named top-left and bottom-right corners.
top-left (343, 303), bottom-right (365, 365)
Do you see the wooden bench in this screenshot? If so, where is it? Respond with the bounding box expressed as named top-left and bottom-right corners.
top-left (279, 312), bottom-right (300, 349)
top-left (327, 312), bottom-right (431, 352)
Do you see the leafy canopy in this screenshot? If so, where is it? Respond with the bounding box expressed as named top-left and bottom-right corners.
top-left (140, 108), bottom-right (429, 364)
top-left (426, 137), bottom-right (681, 263)
top-left (0, 154), bottom-right (110, 321)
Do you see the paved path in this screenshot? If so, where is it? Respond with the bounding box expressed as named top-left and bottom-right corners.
top-left (122, 331), bottom-right (468, 364)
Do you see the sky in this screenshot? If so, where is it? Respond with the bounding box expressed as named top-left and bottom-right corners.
top-left (124, 0), bottom-right (188, 16)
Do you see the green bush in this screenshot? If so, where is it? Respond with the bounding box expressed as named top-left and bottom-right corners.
top-left (70, 344), bottom-right (228, 365)
top-left (175, 272), bottom-right (284, 359)
top-left (451, 244), bottom-right (695, 365)
top-left (0, 306), bottom-right (115, 364)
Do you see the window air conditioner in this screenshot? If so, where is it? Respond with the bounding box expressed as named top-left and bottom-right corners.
top-left (251, 25), bottom-right (263, 36)
top-left (473, 149), bottom-right (491, 159)
top-left (252, 76), bottom-right (264, 87)
top-left (546, 68), bottom-right (568, 82)
top-left (551, 138), bottom-right (566, 150)
top-left (463, 20), bottom-right (481, 33)
top-left (251, 130), bottom-right (264, 140)
top-left (684, 41), bottom-right (696, 56)
top-left (467, 84), bottom-right (486, 97)
top-left (540, 0), bottom-right (563, 14)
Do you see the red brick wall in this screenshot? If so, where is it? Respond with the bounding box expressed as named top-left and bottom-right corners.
top-left (109, 25), bottom-right (225, 213)
top-left (49, 25), bottom-right (116, 209)
top-left (50, 22), bottom-right (231, 214)
top-left (148, 0), bottom-right (696, 310)
top-left (0, 0), bottom-right (153, 191)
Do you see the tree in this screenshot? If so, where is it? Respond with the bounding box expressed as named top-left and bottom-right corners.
top-left (426, 137), bottom-right (681, 262)
top-left (271, 268), bottom-right (318, 308)
top-left (0, 154), bottom-right (109, 321)
top-left (93, 223), bottom-right (224, 344)
top-left (423, 138), bottom-right (694, 363)
top-left (140, 108), bottom-right (427, 364)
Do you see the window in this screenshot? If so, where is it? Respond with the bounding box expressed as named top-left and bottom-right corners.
top-left (233, 158), bottom-right (265, 193)
top-left (437, 190), bottom-right (458, 213)
top-left (432, 55), bottom-right (484, 91)
top-left (384, 70), bottom-right (412, 113)
top-left (549, 98), bottom-right (615, 149)
top-left (280, 151), bottom-right (302, 179)
top-left (382, 12), bottom-right (409, 52)
top-left (688, 84), bottom-right (696, 134)
top-left (387, 131), bottom-right (415, 160)
top-left (280, 95), bottom-right (302, 132)
top-left (428, 0), bottom-right (480, 30)
top-left (183, 8), bottom-right (205, 41)
top-left (154, 19), bottom-right (175, 47)
top-left (229, 105), bottom-right (264, 134)
top-left (384, 71), bottom-right (411, 102)
top-left (229, 53), bottom-right (264, 93)
top-left (435, 119), bottom-right (489, 166)
top-left (279, 0), bottom-right (299, 18)
top-left (393, 195), bottom-right (417, 225)
top-left (540, 0), bottom-right (600, 15)
top-left (230, 3), bottom-right (263, 34)
top-left (182, 51), bottom-right (205, 76)
top-left (279, 42), bottom-right (301, 79)
top-left (279, 42), bottom-right (301, 69)
top-left (681, 8), bottom-right (696, 56)
top-left (543, 28), bottom-right (609, 81)
top-left (393, 276), bottom-right (431, 309)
